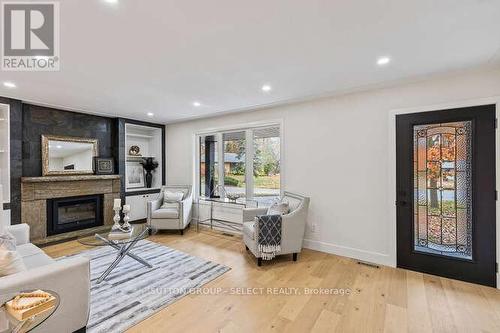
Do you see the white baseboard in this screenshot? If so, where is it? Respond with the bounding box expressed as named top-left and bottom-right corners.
top-left (303, 239), bottom-right (395, 267)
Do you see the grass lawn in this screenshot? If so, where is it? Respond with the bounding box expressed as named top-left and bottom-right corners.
top-left (226, 174), bottom-right (280, 189)
top-left (427, 200), bottom-right (465, 216)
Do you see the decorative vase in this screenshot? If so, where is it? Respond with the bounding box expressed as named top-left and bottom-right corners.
top-left (145, 171), bottom-right (153, 188)
top-left (140, 157), bottom-right (158, 189)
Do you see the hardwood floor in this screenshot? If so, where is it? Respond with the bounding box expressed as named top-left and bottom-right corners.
top-left (43, 227), bottom-right (500, 333)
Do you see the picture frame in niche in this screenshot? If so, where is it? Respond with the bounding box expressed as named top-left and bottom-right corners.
top-left (126, 161), bottom-right (145, 188)
top-left (94, 157), bottom-right (114, 175)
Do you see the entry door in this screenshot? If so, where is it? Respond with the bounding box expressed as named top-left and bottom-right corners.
top-left (396, 105), bottom-right (496, 287)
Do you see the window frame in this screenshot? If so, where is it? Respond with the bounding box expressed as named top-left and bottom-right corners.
top-left (193, 120), bottom-right (284, 202)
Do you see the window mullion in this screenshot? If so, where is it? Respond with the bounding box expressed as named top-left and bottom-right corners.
top-left (245, 129), bottom-right (254, 199)
top-left (217, 133), bottom-right (224, 198)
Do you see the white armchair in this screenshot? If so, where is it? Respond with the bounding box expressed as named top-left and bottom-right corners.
top-left (147, 185), bottom-right (193, 235)
top-left (242, 192), bottom-right (310, 266)
top-left (0, 224), bottom-right (90, 333)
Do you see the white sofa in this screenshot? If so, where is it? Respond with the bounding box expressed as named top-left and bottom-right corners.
top-left (242, 192), bottom-right (310, 266)
top-left (147, 185), bottom-right (193, 235)
top-left (0, 224), bottom-right (90, 333)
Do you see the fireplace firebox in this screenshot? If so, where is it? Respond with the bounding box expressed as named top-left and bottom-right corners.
top-left (47, 195), bottom-right (103, 236)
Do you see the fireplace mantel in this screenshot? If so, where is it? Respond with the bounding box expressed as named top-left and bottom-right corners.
top-left (22, 175), bottom-right (121, 183)
top-left (21, 175), bottom-right (121, 242)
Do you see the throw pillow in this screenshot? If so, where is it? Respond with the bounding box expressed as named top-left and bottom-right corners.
top-left (267, 200), bottom-right (290, 216)
top-left (164, 191), bottom-right (184, 201)
top-left (160, 191), bottom-right (184, 209)
top-left (0, 231), bottom-right (26, 277)
top-left (0, 231), bottom-right (16, 251)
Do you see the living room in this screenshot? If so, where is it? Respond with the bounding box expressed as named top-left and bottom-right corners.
top-left (1, 1), bottom-right (500, 332)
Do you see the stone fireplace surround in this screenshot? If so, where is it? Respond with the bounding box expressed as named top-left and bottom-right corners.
top-left (21, 175), bottom-right (121, 243)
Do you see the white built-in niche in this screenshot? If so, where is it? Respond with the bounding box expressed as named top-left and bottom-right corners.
top-left (124, 123), bottom-right (163, 192)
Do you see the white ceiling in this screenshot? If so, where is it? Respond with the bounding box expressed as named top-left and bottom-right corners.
top-left (1, 0), bottom-right (500, 123)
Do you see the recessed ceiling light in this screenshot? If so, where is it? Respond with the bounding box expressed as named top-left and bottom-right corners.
top-left (104, 0), bottom-right (118, 3)
top-left (193, 101), bottom-right (201, 107)
top-left (3, 81), bottom-right (16, 88)
top-left (261, 84), bottom-right (272, 92)
top-left (56, 145), bottom-right (62, 149)
top-left (377, 56), bottom-right (391, 66)
top-left (147, 112), bottom-right (154, 117)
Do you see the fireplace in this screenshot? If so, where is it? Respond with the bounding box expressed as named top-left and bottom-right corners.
top-left (47, 195), bottom-right (104, 236)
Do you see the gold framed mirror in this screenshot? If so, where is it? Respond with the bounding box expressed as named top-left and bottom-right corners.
top-left (41, 135), bottom-right (99, 176)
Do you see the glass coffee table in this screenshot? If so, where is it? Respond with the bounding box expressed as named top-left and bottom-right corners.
top-left (78, 224), bottom-right (156, 283)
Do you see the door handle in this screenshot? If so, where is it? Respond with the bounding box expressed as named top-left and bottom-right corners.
top-left (395, 200), bottom-right (407, 207)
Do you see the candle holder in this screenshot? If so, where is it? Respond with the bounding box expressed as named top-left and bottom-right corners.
top-left (112, 207), bottom-right (121, 231)
top-left (122, 206), bottom-right (131, 231)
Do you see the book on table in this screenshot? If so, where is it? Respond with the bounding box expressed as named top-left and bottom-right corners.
top-left (108, 227), bottom-right (133, 240)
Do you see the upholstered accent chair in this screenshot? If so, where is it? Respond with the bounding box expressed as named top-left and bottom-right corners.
top-left (147, 185), bottom-right (193, 235)
top-left (242, 191), bottom-right (310, 266)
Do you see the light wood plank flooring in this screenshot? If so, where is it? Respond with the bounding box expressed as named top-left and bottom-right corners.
top-left (43, 228), bottom-right (500, 333)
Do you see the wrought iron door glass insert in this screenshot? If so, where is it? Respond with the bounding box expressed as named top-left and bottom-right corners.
top-left (413, 121), bottom-right (472, 259)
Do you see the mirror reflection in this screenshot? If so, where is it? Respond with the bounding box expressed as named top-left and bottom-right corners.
top-left (48, 140), bottom-right (94, 172)
top-left (42, 135), bottom-right (98, 175)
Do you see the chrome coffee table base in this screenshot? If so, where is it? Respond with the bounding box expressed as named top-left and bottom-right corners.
top-left (95, 230), bottom-right (153, 284)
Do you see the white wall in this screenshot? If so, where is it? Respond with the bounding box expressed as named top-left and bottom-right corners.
top-left (166, 67), bottom-right (500, 267)
top-left (0, 104), bottom-right (10, 227)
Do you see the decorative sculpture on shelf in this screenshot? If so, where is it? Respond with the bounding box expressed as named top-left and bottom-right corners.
top-left (211, 184), bottom-right (227, 198)
top-left (129, 145), bottom-right (141, 156)
top-left (209, 184), bottom-right (243, 201)
top-left (140, 157), bottom-right (159, 188)
top-left (226, 193), bottom-right (242, 202)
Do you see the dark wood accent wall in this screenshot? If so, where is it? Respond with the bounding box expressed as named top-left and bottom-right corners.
top-left (0, 99), bottom-right (165, 224)
top-left (22, 104), bottom-right (116, 177)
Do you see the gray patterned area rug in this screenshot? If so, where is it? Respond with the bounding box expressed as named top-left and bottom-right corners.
top-left (60, 240), bottom-right (230, 333)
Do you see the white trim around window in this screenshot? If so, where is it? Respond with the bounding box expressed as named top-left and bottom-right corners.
top-left (193, 119), bottom-right (284, 203)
